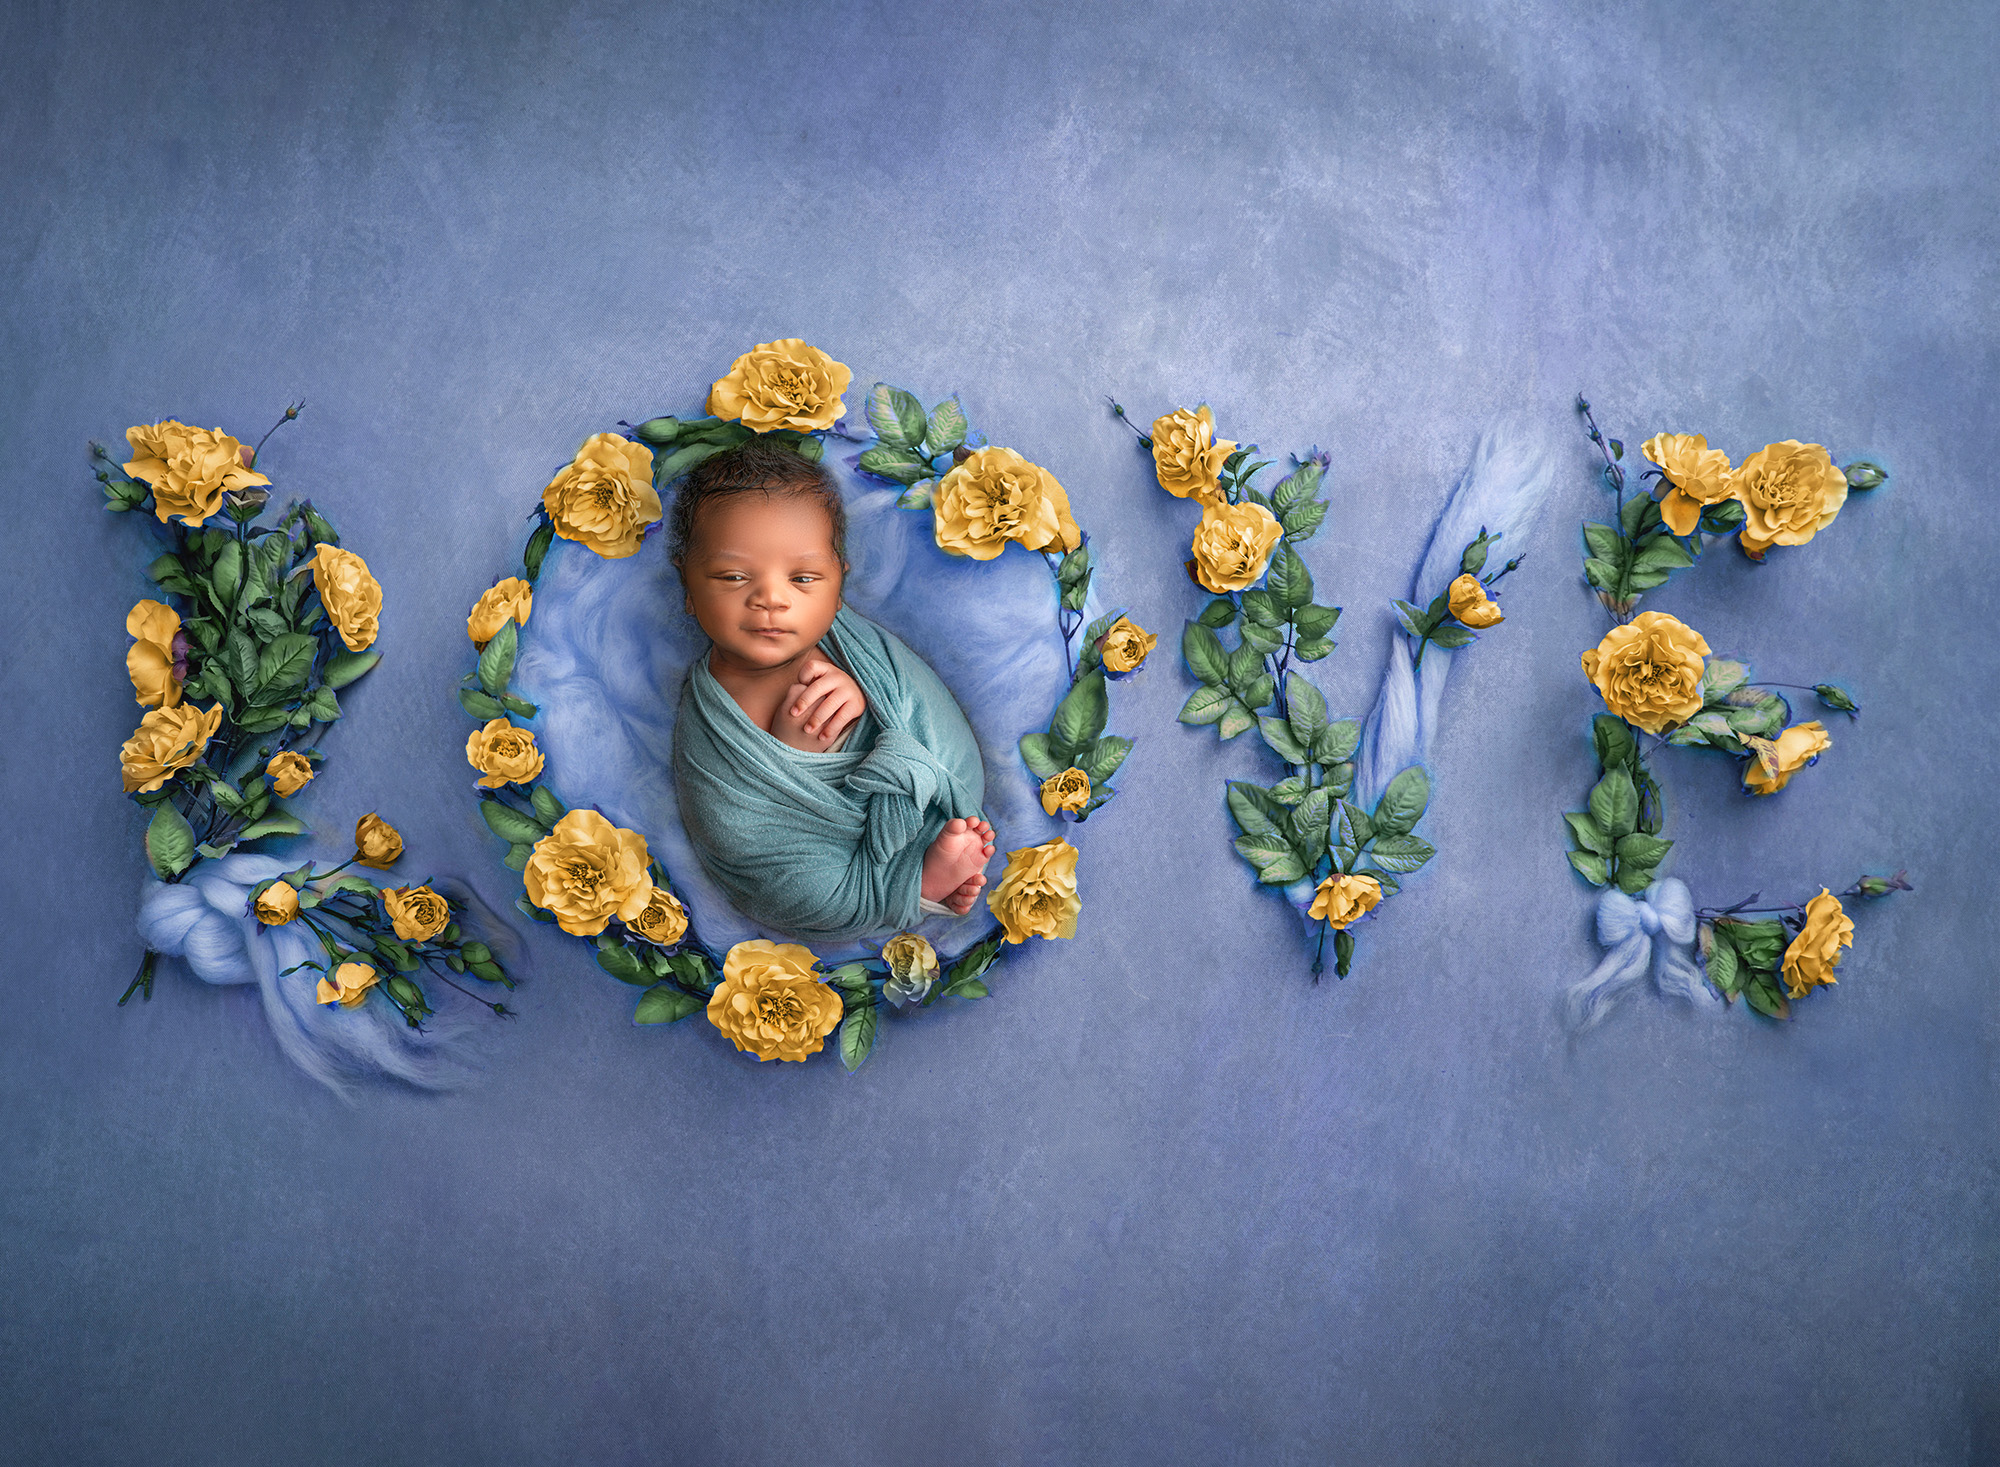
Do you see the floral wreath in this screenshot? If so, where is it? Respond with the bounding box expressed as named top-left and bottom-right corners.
top-left (1115, 402), bottom-right (1521, 979)
top-left (460, 340), bottom-right (1147, 1068)
top-left (102, 407), bottom-right (502, 1030)
top-left (1561, 396), bottom-right (1908, 1027)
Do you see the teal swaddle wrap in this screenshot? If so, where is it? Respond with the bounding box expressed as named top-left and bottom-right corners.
top-left (672, 604), bottom-right (986, 941)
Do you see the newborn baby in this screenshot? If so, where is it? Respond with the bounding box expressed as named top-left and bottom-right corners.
top-left (670, 440), bottom-right (995, 941)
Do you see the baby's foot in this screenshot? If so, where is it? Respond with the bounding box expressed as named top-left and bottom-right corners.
top-left (922, 817), bottom-right (991, 911)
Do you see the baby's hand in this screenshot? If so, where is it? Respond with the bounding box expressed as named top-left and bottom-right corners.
top-left (770, 657), bottom-right (868, 751)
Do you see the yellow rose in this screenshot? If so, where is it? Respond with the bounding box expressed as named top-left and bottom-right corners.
top-left (1308, 872), bottom-right (1382, 929)
top-left (1189, 499), bottom-right (1283, 594)
top-left (354, 812), bottom-right (403, 870)
top-left (1641, 432), bottom-right (1735, 536)
top-left (1039, 767), bottom-right (1091, 817)
top-left (1732, 440), bottom-right (1849, 556)
top-left (466, 577), bottom-right (533, 650)
top-left (125, 599), bottom-right (183, 708)
top-left (1743, 721), bottom-right (1831, 796)
top-left (522, 808), bottom-right (653, 937)
top-left (987, 837), bottom-right (1081, 944)
top-left (1446, 573), bottom-right (1504, 629)
top-left (1782, 888), bottom-right (1854, 999)
top-left (311, 544), bottom-right (382, 652)
top-left (628, 884), bottom-right (689, 946)
top-left (542, 432), bottom-right (661, 559)
top-left (464, 718), bottom-right (546, 789)
top-left (254, 880), bottom-right (299, 926)
top-left (382, 884), bottom-right (451, 943)
top-left (1151, 405), bottom-right (1237, 505)
top-left (120, 701), bottom-right (222, 793)
top-left (1100, 616), bottom-right (1157, 674)
top-left (881, 933), bottom-right (938, 984)
top-left (265, 751), bottom-right (315, 797)
top-left (932, 446), bottom-right (1082, 560)
top-left (316, 959), bottom-right (380, 1009)
top-left (1580, 611), bottom-right (1711, 734)
top-left (706, 939), bottom-right (844, 1062)
top-left (123, 420), bottom-right (270, 527)
top-left (707, 339), bottom-right (852, 433)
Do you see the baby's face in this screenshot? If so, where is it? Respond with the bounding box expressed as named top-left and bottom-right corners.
top-left (682, 492), bottom-right (844, 673)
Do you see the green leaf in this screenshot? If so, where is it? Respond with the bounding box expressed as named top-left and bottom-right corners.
top-left (1177, 686), bottom-right (1231, 726)
top-left (1392, 600), bottom-right (1429, 638)
top-left (595, 938), bottom-right (650, 985)
top-left (516, 898), bottom-right (557, 924)
top-left (1083, 735), bottom-right (1131, 785)
top-left (1619, 494), bottom-right (1650, 538)
top-left (925, 396), bottom-right (968, 454)
top-left (1240, 589), bottom-right (1282, 627)
top-left (1313, 720), bottom-right (1361, 765)
top-left (244, 607), bottom-right (289, 641)
top-left (1705, 927), bottom-right (1742, 997)
top-left (1338, 800), bottom-right (1373, 849)
top-left (504, 842), bottom-right (532, 872)
top-left (1181, 621), bottom-right (1229, 685)
top-left (945, 930), bottom-right (1005, 989)
top-left (1267, 776), bottom-right (1308, 806)
top-left (1700, 659), bottom-right (1750, 702)
top-left (834, 1003), bottom-right (879, 1071)
top-left (1614, 862), bottom-right (1656, 895)
top-left (1567, 850), bottom-right (1610, 886)
top-left (865, 383), bottom-right (927, 450)
top-left (1563, 811), bottom-right (1610, 856)
top-left (531, 785), bottom-right (566, 826)
top-left (1197, 597), bottom-right (1238, 628)
top-left (857, 444), bottom-right (930, 485)
top-left (1285, 673), bottom-right (1328, 748)
top-left (1258, 715), bottom-right (1308, 765)
top-left (210, 539), bottom-right (244, 608)
top-left (1295, 638), bottom-right (1335, 662)
top-left (1289, 787), bottom-right (1333, 865)
top-left (1372, 766), bottom-right (1430, 838)
top-left (1723, 919), bottom-right (1788, 973)
top-left (1744, 970), bottom-right (1791, 1020)
top-left (1051, 670), bottom-right (1109, 754)
top-left (1369, 833), bottom-right (1435, 873)
top-left (1225, 642), bottom-right (1265, 698)
top-left (459, 687), bottom-right (505, 720)
top-left (1019, 731), bottom-right (1065, 776)
top-left (236, 810), bottom-right (309, 842)
top-left (1700, 498), bottom-right (1747, 532)
top-left (654, 441), bottom-right (728, 483)
top-left (1267, 543), bottom-right (1313, 609)
top-left (255, 633), bottom-right (316, 693)
top-left (1582, 558), bottom-right (1620, 591)
top-left (1615, 832), bottom-right (1673, 868)
top-left (480, 799), bottom-right (547, 845)
top-left (1427, 623), bottom-right (1476, 650)
top-left (523, 519), bottom-right (557, 584)
top-left (635, 984), bottom-right (704, 1024)
top-left (1281, 499), bottom-right (1327, 542)
top-left (1582, 522), bottom-right (1624, 561)
top-left (1294, 604), bottom-right (1340, 639)
top-left (1238, 620), bottom-right (1283, 655)
top-left (1458, 531), bottom-right (1492, 576)
top-left (1216, 701), bottom-right (1256, 740)
top-left (1057, 545), bottom-right (1092, 588)
top-left (322, 650), bottom-right (380, 689)
top-left (478, 619), bottom-right (518, 698)
top-left (942, 977), bottom-right (990, 1001)
top-left (1625, 567), bottom-right (1671, 592)
top-left (1589, 769), bottom-right (1639, 840)
top-left (145, 804), bottom-right (197, 878)
top-left (1592, 715), bottom-right (1637, 774)
top-left (1226, 781), bottom-right (1281, 839)
top-left (499, 693), bottom-right (538, 718)
top-left (1271, 460), bottom-right (1324, 512)
top-left (1234, 831), bottom-right (1307, 885)
top-left (1631, 536), bottom-right (1694, 573)
top-left (234, 706), bottom-right (292, 734)
top-left (1725, 694), bottom-right (1787, 740)
top-left (302, 687), bottom-right (340, 724)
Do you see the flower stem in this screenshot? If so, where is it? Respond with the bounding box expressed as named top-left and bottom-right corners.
top-left (1104, 397), bottom-right (1152, 448)
top-left (248, 400), bottom-right (306, 471)
top-left (118, 951), bottom-right (158, 1005)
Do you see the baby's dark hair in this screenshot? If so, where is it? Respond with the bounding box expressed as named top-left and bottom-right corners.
top-left (666, 439), bottom-right (848, 570)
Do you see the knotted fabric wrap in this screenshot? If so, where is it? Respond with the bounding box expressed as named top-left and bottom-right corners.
top-left (134, 852), bottom-right (472, 1097)
top-left (673, 605), bottom-right (985, 942)
top-left (1562, 877), bottom-right (1718, 1031)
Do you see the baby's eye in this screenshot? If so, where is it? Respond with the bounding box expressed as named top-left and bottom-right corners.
top-left (792, 574), bottom-right (820, 585)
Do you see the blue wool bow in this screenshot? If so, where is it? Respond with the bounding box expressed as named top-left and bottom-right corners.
top-left (1562, 877), bottom-right (1717, 1031)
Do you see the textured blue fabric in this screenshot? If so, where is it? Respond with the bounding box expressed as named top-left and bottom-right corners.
top-left (673, 603), bottom-right (986, 941)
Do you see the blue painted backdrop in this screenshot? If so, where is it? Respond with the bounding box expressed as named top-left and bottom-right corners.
top-left (4, 1), bottom-right (1996, 1462)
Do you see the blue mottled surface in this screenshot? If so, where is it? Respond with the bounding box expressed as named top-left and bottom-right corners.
top-left (3, 1), bottom-right (1996, 1462)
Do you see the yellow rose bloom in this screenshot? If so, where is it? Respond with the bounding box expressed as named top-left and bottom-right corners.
top-left (125, 599), bottom-right (183, 708)
top-left (522, 808), bottom-right (653, 937)
top-left (1580, 611), bottom-right (1710, 734)
top-left (310, 544), bottom-right (382, 652)
top-left (1308, 872), bottom-right (1382, 929)
top-left (466, 577), bottom-right (533, 650)
top-left (1743, 721), bottom-right (1831, 796)
top-left (382, 884), bottom-right (451, 943)
top-left (1100, 616), bottom-right (1157, 673)
top-left (354, 812), bottom-right (403, 870)
top-left (1189, 499), bottom-right (1283, 594)
top-left (254, 880), bottom-right (299, 926)
top-left (123, 420), bottom-right (270, 527)
top-left (1732, 440), bottom-right (1849, 556)
top-left (707, 339), bottom-right (852, 433)
top-left (1150, 405), bottom-right (1237, 505)
top-left (987, 837), bottom-right (1081, 944)
top-left (120, 701), bottom-right (223, 793)
top-left (265, 751), bottom-right (315, 797)
top-left (1039, 767), bottom-right (1092, 817)
top-left (628, 884), bottom-right (689, 947)
top-left (464, 718), bottom-right (546, 789)
top-left (706, 939), bottom-right (844, 1061)
top-left (1641, 432), bottom-right (1735, 537)
top-left (316, 959), bottom-right (380, 1009)
top-left (933, 445), bottom-right (1082, 560)
top-left (543, 432), bottom-right (661, 559)
top-left (1782, 889), bottom-right (1854, 999)
top-left (881, 933), bottom-right (938, 984)
top-left (1447, 573), bottom-right (1504, 629)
